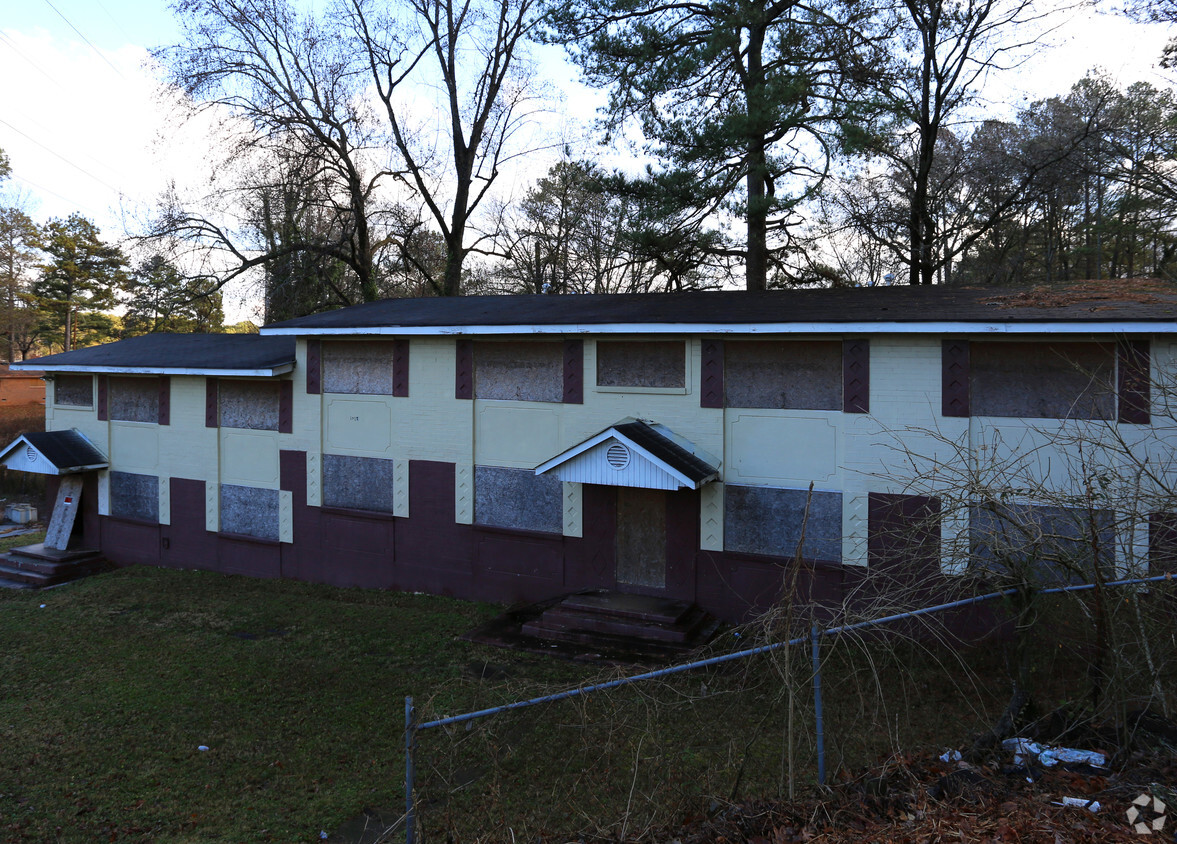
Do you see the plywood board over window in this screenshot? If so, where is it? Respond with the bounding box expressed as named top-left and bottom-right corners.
top-left (54, 375), bottom-right (93, 407)
top-left (597, 340), bottom-right (685, 389)
top-left (724, 484), bottom-right (842, 561)
top-left (474, 466), bottom-right (562, 533)
top-left (220, 484), bottom-right (279, 541)
top-left (109, 471), bottom-right (159, 523)
top-left (322, 454), bottom-right (396, 513)
top-left (219, 380), bottom-right (281, 430)
top-left (109, 377), bottom-right (160, 423)
top-left (725, 340), bottom-right (841, 410)
top-left (970, 503), bottom-right (1115, 584)
top-left (322, 341), bottom-right (397, 395)
top-left (475, 342), bottom-right (563, 402)
top-left (971, 341), bottom-right (1115, 420)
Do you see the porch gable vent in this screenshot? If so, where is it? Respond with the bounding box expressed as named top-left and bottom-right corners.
top-left (606, 443), bottom-right (631, 470)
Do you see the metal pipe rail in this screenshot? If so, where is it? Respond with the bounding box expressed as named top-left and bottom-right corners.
top-left (403, 572), bottom-right (1174, 843)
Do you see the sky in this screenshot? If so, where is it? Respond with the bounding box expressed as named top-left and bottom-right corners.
top-left (0, 0), bottom-right (1173, 319)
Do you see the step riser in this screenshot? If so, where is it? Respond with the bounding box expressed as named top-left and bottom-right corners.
top-left (6, 556), bottom-right (104, 577)
top-left (0, 552), bottom-right (108, 589)
top-left (520, 623), bottom-right (694, 655)
top-left (559, 596), bottom-right (691, 625)
top-left (531, 611), bottom-right (695, 643)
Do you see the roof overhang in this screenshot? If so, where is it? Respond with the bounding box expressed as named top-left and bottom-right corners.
top-left (535, 420), bottom-right (719, 491)
top-left (0, 430), bottom-right (108, 475)
top-left (11, 363), bottom-right (296, 377)
top-left (260, 321), bottom-right (1172, 337)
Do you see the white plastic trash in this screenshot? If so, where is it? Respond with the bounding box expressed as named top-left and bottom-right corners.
top-left (1002, 738), bottom-right (1106, 768)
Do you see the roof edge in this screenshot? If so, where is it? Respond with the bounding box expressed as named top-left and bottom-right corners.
top-left (13, 363), bottom-right (296, 377)
top-left (261, 321), bottom-right (1174, 337)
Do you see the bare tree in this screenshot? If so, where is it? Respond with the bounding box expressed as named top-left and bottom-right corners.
top-left (876, 0), bottom-right (1061, 285)
top-left (156, 0), bottom-right (396, 307)
top-left (348, 0), bottom-right (541, 296)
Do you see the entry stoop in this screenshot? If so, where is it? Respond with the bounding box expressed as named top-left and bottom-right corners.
top-left (518, 590), bottom-right (723, 661)
top-left (0, 543), bottom-right (108, 589)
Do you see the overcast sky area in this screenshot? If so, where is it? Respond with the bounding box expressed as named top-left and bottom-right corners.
top-left (0, 0), bottom-right (1173, 319)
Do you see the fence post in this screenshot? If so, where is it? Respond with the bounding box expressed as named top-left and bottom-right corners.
top-left (811, 626), bottom-right (825, 785)
top-left (405, 696), bottom-right (416, 844)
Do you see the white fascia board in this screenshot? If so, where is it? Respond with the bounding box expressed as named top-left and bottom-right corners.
top-left (534, 429), bottom-right (618, 475)
top-left (14, 363), bottom-right (296, 377)
top-left (261, 321), bottom-right (1174, 337)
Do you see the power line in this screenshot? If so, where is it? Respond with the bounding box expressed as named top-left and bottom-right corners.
top-left (10, 173), bottom-right (106, 221)
top-left (40, 0), bottom-right (127, 81)
top-left (0, 118), bottom-right (124, 196)
top-left (0, 31), bottom-right (69, 95)
top-left (92, 0), bottom-right (136, 47)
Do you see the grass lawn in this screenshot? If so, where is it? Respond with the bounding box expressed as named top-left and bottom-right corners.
top-left (1, 550), bottom-right (1158, 843)
top-left (0, 559), bottom-right (598, 842)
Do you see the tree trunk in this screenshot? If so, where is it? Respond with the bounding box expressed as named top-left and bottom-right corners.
top-left (744, 24), bottom-right (769, 293)
top-left (746, 160), bottom-right (768, 292)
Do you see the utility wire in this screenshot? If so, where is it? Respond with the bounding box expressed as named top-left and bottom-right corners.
top-left (10, 173), bottom-right (106, 220)
top-left (0, 31), bottom-right (69, 94)
top-left (93, 0), bottom-right (135, 47)
top-left (0, 118), bottom-right (124, 196)
top-left (40, 0), bottom-right (127, 81)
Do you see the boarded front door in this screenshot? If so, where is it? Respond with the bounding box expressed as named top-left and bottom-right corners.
top-left (615, 487), bottom-right (666, 590)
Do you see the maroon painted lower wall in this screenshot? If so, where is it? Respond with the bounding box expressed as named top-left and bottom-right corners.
top-left (86, 453), bottom-right (969, 626)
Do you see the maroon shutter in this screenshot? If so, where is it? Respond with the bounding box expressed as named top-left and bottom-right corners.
top-left (393, 339), bottom-right (410, 398)
top-left (205, 378), bottom-right (218, 428)
top-left (455, 339), bottom-right (474, 399)
top-left (157, 377), bottom-right (171, 425)
top-left (97, 375), bottom-right (108, 421)
top-left (306, 339), bottom-right (321, 395)
top-left (279, 381), bottom-right (294, 433)
top-left (1118, 339), bottom-right (1150, 424)
top-left (942, 340), bottom-right (970, 417)
top-left (563, 339), bottom-right (583, 404)
top-left (842, 338), bottom-right (869, 414)
top-left (700, 339), bottom-right (724, 408)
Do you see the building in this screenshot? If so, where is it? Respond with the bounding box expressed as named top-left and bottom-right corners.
top-left (8, 284), bottom-right (1177, 622)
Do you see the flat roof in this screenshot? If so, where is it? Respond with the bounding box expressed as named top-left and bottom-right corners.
top-left (11, 334), bottom-right (297, 377)
top-left (261, 282), bottom-right (1177, 336)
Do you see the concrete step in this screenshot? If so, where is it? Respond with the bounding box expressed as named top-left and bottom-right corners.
top-left (525, 605), bottom-right (703, 643)
top-left (0, 563), bottom-right (56, 587)
top-left (0, 545), bottom-right (108, 588)
top-left (558, 591), bottom-right (693, 625)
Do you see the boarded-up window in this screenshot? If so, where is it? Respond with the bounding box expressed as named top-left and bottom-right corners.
top-left (110, 471), bottom-right (159, 522)
top-left (220, 484), bottom-right (279, 541)
top-left (474, 466), bottom-right (562, 533)
top-left (322, 454), bottom-right (395, 513)
top-left (972, 341), bottom-right (1115, 419)
top-left (109, 377), bottom-right (159, 423)
top-left (54, 375), bottom-right (93, 407)
top-left (219, 380), bottom-right (280, 430)
top-left (475, 342), bottom-right (563, 402)
top-left (970, 503), bottom-right (1115, 584)
top-left (597, 341), bottom-right (685, 388)
top-left (725, 341), bottom-right (841, 410)
top-left (724, 485), bottom-right (842, 561)
top-left (322, 341), bottom-right (396, 395)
